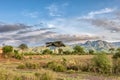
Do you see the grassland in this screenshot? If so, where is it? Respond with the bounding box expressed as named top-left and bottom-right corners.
top-left (0, 55), bottom-right (119, 80)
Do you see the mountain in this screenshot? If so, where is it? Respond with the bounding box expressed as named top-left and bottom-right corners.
top-left (79, 40), bottom-right (115, 51)
top-left (112, 42), bottom-right (120, 47)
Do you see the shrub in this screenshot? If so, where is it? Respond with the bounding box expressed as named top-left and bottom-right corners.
top-left (14, 53), bottom-right (23, 60)
top-left (89, 49), bottom-right (95, 55)
top-left (17, 64), bottom-right (26, 69)
top-left (73, 45), bottom-right (85, 54)
top-left (63, 50), bottom-right (72, 55)
top-left (113, 58), bottom-right (120, 74)
top-left (47, 61), bottom-right (66, 72)
top-left (113, 52), bottom-right (120, 59)
top-left (0, 69), bottom-right (22, 80)
top-left (91, 53), bottom-right (112, 74)
top-left (25, 62), bottom-right (39, 69)
top-left (17, 62), bottom-right (40, 69)
top-left (42, 49), bottom-right (53, 54)
top-left (2, 45), bottom-right (13, 58)
top-left (112, 49), bottom-right (120, 74)
top-left (39, 71), bottom-right (56, 80)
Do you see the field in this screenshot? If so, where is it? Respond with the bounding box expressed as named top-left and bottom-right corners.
top-left (0, 54), bottom-right (119, 80)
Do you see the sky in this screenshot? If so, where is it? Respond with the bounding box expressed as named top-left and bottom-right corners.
top-left (0, 0), bottom-right (120, 46)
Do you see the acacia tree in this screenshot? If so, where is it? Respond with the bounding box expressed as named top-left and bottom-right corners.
top-left (18, 43), bottom-right (28, 53)
top-left (46, 41), bottom-right (65, 54)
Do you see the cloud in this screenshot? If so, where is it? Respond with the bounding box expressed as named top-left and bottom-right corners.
top-left (22, 11), bottom-right (39, 18)
top-left (88, 19), bottom-right (120, 32)
top-left (0, 21), bottom-right (99, 46)
top-left (0, 23), bottom-right (29, 32)
top-left (80, 8), bottom-right (115, 19)
top-left (46, 3), bottom-right (69, 17)
top-left (78, 8), bottom-right (120, 32)
top-left (46, 4), bottom-right (61, 17)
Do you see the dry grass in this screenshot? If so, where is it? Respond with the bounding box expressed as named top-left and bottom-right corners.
top-left (0, 54), bottom-right (119, 80)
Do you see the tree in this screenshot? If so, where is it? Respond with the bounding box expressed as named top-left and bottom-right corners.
top-left (2, 45), bottom-right (13, 58)
top-left (117, 48), bottom-right (120, 53)
top-left (46, 41), bottom-right (65, 54)
top-left (73, 45), bottom-right (85, 54)
top-left (89, 49), bottom-right (95, 55)
top-left (58, 48), bottom-right (63, 54)
top-left (109, 48), bottom-right (115, 54)
top-left (112, 48), bottom-right (120, 59)
top-left (18, 43), bottom-right (28, 53)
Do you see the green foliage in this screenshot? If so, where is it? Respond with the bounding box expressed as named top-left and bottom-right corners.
top-left (113, 48), bottom-right (120, 59)
top-left (17, 62), bottom-right (40, 69)
top-left (112, 48), bottom-right (120, 74)
top-left (39, 71), bottom-right (56, 80)
top-left (109, 48), bottom-right (115, 54)
top-left (58, 48), bottom-right (63, 54)
top-left (89, 49), bottom-right (95, 55)
top-left (25, 62), bottom-right (38, 69)
top-left (47, 61), bottom-right (66, 72)
top-left (13, 50), bottom-right (23, 60)
top-left (18, 43), bottom-right (28, 51)
top-left (113, 58), bottom-right (120, 74)
top-left (17, 64), bottom-right (26, 69)
top-left (63, 50), bottom-right (72, 55)
top-left (14, 53), bottom-right (23, 60)
top-left (42, 49), bottom-right (53, 54)
top-left (3, 45), bottom-right (13, 54)
top-left (91, 53), bottom-right (112, 74)
top-left (2, 45), bottom-right (13, 58)
top-left (73, 45), bottom-right (85, 54)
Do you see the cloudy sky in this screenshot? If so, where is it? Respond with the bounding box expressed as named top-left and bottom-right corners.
top-left (0, 0), bottom-right (120, 46)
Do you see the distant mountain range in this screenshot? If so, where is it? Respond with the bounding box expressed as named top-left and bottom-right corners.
top-left (112, 42), bottom-right (120, 47)
top-left (72, 40), bottom-right (120, 51)
top-left (20, 40), bottom-right (120, 53)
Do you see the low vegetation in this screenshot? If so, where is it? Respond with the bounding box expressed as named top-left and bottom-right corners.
top-left (1, 44), bottom-right (120, 79)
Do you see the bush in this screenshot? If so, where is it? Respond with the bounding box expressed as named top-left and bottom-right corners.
top-left (2, 45), bottom-right (13, 58)
top-left (25, 62), bottom-right (39, 69)
top-left (17, 64), bottom-right (26, 69)
top-left (37, 71), bottom-right (56, 80)
top-left (91, 53), bottom-right (112, 74)
top-left (113, 58), bottom-right (120, 74)
top-left (89, 49), bottom-right (96, 55)
top-left (42, 49), bottom-right (53, 54)
top-left (14, 53), bottom-right (23, 60)
top-left (73, 45), bottom-right (85, 54)
top-left (113, 52), bottom-right (120, 59)
top-left (0, 69), bottom-right (22, 80)
top-left (17, 62), bottom-right (40, 69)
top-left (63, 50), bottom-right (72, 55)
top-left (47, 61), bottom-right (66, 72)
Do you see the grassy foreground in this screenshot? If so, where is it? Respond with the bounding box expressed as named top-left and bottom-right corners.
top-left (0, 55), bottom-right (119, 80)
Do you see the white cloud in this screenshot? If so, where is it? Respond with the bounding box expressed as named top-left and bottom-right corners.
top-left (22, 11), bottom-right (39, 18)
top-left (80, 8), bottom-right (115, 19)
top-left (46, 2), bottom-right (69, 17)
top-left (46, 4), bottom-right (61, 17)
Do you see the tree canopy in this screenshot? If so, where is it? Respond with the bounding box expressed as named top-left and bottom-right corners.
top-left (18, 43), bottom-right (28, 50)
